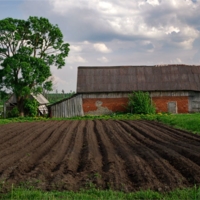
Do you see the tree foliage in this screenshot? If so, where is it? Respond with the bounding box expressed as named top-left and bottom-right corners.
top-left (127, 91), bottom-right (156, 114)
top-left (24, 98), bottom-right (38, 117)
top-left (0, 16), bottom-right (70, 116)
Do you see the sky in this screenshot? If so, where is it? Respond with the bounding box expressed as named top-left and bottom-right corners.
top-left (0, 0), bottom-right (200, 93)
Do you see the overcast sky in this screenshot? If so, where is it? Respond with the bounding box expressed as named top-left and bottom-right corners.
top-left (1, 0), bottom-right (200, 92)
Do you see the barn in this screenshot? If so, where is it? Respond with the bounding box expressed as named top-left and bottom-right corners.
top-left (49, 64), bottom-right (200, 118)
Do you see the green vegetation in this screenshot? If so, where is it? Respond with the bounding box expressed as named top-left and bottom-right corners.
top-left (0, 16), bottom-right (70, 116)
top-left (7, 106), bottom-right (19, 118)
top-left (45, 92), bottom-right (75, 104)
top-left (0, 116), bottom-right (49, 124)
top-left (24, 98), bottom-right (39, 117)
top-left (0, 185), bottom-right (200, 200)
top-left (127, 91), bottom-right (156, 114)
top-left (0, 91), bottom-right (8, 105)
top-left (0, 105), bottom-right (3, 112)
top-left (154, 113), bottom-right (200, 134)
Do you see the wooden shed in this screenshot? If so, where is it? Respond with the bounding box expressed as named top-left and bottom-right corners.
top-left (49, 64), bottom-right (200, 117)
top-left (5, 93), bottom-right (49, 116)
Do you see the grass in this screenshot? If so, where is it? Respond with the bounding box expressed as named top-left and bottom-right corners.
top-left (0, 116), bottom-right (49, 125)
top-left (1, 185), bottom-right (200, 200)
top-left (155, 113), bottom-right (200, 134)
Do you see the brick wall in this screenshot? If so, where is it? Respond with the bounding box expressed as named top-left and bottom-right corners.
top-left (152, 96), bottom-right (189, 113)
top-left (83, 98), bottom-right (128, 114)
top-left (82, 96), bottom-right (189, 115)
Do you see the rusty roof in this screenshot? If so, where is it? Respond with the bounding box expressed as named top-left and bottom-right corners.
top-left (77, 65), bottom-right (200, 93)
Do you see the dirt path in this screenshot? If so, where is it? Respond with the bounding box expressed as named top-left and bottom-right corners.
top-left (0, 120), bottom-right (200, 192)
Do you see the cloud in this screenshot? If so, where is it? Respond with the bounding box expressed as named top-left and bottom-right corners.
top-left (93, 43), bottom-right (112, 53)
top-left (70, 45), bottom-right (82, 52)
top-left (165, 26), bottom-right (180, 35)
top-left (146, 0), bottom-right (160, 6)
top-left (11, 0), bottom-right (200, 93)
top-left (68, 55), bottom-right (87, 64)
top-left (97, 56), bottom-right (109, 63)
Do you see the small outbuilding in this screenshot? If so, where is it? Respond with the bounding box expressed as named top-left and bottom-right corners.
top-left (5, 93), bottom-right (49, 116)
top-left (48, 64), bottom-right (200, 118)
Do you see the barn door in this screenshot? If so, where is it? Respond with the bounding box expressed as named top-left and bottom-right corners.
top-left (168, 102), bottom-right (177, 113)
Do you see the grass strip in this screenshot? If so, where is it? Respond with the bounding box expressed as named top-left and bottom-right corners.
top-left (1, 185), bottom-right (200, 200)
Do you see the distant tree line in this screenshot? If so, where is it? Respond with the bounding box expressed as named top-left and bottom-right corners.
top-left (43, 91), bottom-right (75, 104)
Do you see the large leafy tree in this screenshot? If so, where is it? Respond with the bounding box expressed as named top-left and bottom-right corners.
top-left (0, 17), bottom-right (70, 116)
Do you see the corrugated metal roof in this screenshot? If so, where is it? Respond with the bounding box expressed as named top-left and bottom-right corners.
top-left (77, 65), bottom-right (200, 93)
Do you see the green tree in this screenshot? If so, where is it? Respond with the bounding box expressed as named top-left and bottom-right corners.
top-left (0, 17), bottom-right (70, 116)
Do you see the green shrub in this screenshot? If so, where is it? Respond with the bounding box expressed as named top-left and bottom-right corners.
top-left (24, 99), bottom-right (38, 117)
top-left (7, 106), bottom-right (19, 118)
top-left (127, 91), bottom-right (156, 114)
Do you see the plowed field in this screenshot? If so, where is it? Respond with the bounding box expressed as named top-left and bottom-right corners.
top-left (0, 120), bottom-right (200, 192)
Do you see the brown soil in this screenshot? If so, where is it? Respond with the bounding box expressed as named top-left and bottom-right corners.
top-left (0, 120), bottom-right (200, 192)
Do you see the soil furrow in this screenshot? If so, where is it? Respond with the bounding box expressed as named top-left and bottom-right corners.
top-left (96, 120), bottom-right (131, 191)
top-left (93, 120), bottom-right (109, 172)
top-left (61, 120), bottom-right (85, 173)
top-left (0, 121), bottom-right (62, 172)
top-left (53, 120), bottom-right (86, 191)
top-left (125, 121), bottom-right (200, 164)
top-left (0, 121), bottom-right (66, 180)
top-left (83, 120), bottom-right (102, 172)
top-left (0, 122), bottom-right (43, 147)
top-left (77, 120), bottom-right (89, 173)
top-left (115, 120), bottom-right (188, 189)
top-left (101, 120), bottom-right (161, 190)
top-left (0, 121), bottom-right (53, 153)
top-left (0, 122), bottom-right (36, 137)
top-left (145, 120), bottom-right (200, 143)
top-left (140, 120), bottom-right (200, 148)
top-left (18, 121), bottom-right (68, 173)
top-left (49, 120), bottom-right (80, 172)
top-left (24, 120), bottom-right (79, 180)
top-left (1, 120), bottom-right (200, 192)
top-left (122, 121), bottom-right (200, 185)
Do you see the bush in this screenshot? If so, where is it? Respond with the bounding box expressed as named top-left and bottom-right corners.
top-left (127, 91), bottom-right (156, 114)
top-left (24, 99), bottom-right (38, 117)
top-left (7, 106), bottom-right (19, 118)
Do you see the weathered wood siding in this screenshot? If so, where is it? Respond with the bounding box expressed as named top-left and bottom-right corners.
top-left (82, 93), bottom-right (129, 99)
top-left (151, 91), bottom-right (189, 97)
top-left (189, 92), bottom-right (200, 112)
top-left (50, 94), bottom-right (84, 118)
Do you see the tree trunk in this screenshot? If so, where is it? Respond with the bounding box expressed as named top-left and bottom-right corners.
top-left (19, 109), bottom-right (24, 117)
top-left (17, 97), bottom-right (25, 117)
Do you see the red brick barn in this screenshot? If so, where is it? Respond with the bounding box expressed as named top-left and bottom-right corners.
top-left (48, 65), bottom-right (200, 117)
top-left (77, 65), bottom-right (200, 115)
